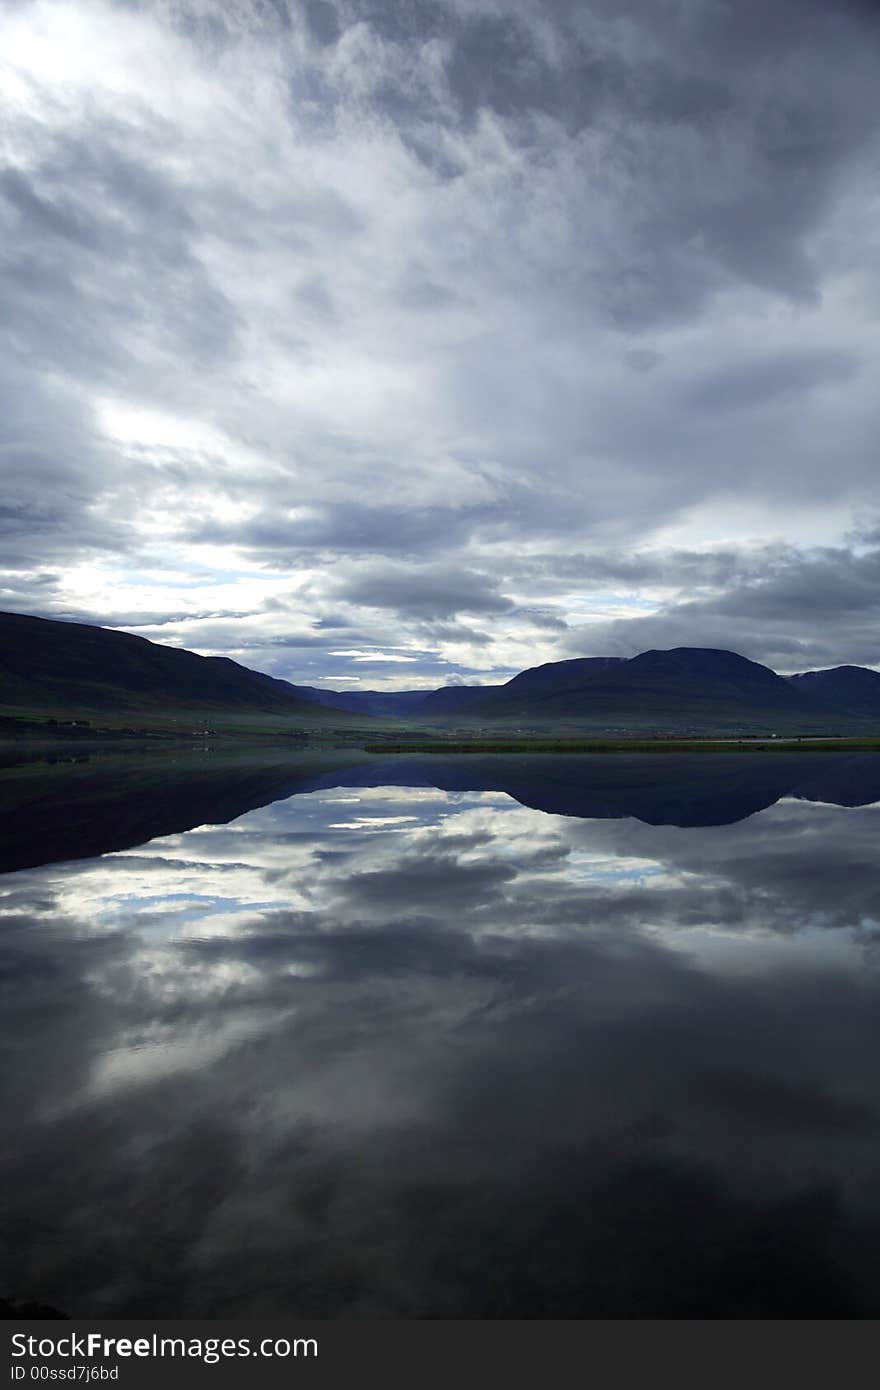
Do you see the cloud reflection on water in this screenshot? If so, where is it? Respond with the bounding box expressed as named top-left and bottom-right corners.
top-left (2, 775), bottom-right (880, 1316)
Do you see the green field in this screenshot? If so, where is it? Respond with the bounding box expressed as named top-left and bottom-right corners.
top-left (0, 703), bottom-right (381, 745)
top-left (3, 701), bottom-right (879, 756)
top-left (3, 612), bottom-right (877, 749)
top-left (362, 736), bottom-right (880, 754)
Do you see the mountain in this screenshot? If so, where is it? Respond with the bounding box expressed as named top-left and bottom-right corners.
top-left (285, 659), bottom-right (627, 718)
top-left (452, 647), bottom-right (822, 729)
top-left (3, 608), bottom-right (877, 736)
top-left (0, 610), bottom-right (354, 727)
top-left (787, 665), bottom-right (880, 719)
top-left (495, 656), bottom-right (624, 696)
top-left (414, 686), bottom-right (493, 715)
top-left (299, 650), bottom-right (847, 732)
top-left (283, 685), bottom-right (441, 717)
top-left (287, 647), bottom-right (874, 732)
top-left (284, 683), bottom-right (493, 717)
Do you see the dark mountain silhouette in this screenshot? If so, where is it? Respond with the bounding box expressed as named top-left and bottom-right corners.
top-left (496, 655), bottom-right (624, 695)
top-left (5, 749), bottom-right (880, 873)
top-left (0, 610), bottom-right (358, 725)
top-left (787, 665), bottom-right (880, 718)
top-left (284, 683), bottom-right (490, 717)
top-left (310, 751), bottom-right (880, 827)
top-left (457, 647), bottom-right (844, 730)
top-left (3, 609), bottom-right (878, 734)
top-left (284, 685), bottom-right (436, 717)
top-left (416, 686), bottom-right (494, 715)
top-left (287, 659), bottom-right (627, 718)
top-left (289, 650), bottom-right (878, 731)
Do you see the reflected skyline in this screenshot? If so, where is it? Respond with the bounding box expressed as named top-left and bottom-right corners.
top-left (2, 759), bottom-right (880, 1315)
top-left (5, 748), bottom-right (880, 874)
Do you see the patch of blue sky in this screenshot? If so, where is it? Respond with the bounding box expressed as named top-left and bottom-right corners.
top-left (116, 562), bottom-right (278, 590)
top-left (566, 591), bottom-right (660, 617)
top-left (564, 856), bottom-right (668, 886)
top-left (93, 891), bottom-right (279, 926)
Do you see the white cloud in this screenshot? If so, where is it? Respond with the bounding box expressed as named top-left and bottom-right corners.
top-left (3, 0), bottom-right (880, 681)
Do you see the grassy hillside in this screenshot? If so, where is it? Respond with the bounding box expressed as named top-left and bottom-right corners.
top-left (455, 648), bottom-right (867, 733)
top-left (3, 612), bottom-right (877, 741)
top-left (788, 665), bottom-right (880, 718)
top-left (0, 610), bottom-right (377, 736)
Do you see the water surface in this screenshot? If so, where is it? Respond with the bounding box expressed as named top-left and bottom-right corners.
top-left (2, 750), bottom-right (880, 1316)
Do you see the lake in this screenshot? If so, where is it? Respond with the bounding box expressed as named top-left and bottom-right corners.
top-left (2, 748), bottom-right (880, 1317)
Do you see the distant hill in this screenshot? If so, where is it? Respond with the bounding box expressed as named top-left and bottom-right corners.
top-left (295, 649), bottom-right (873, 731)
top-left (495, 656), bottom-right (625, 697)
top-left (453, 647), bottom-right (846, 731)
top-left (285, 659), bottom-right (626, 719)
top-left (0, 611), bottom-right (352, 727)
top-left (283, 682), bottom-right (493, 717)
top-left (787, 665), bottom-right (880, 719)
top-left (284, 685), bottom-right (435, 718)
top-left (3, 609), bottom-right (878, 736)
top-left (281, 647), bottom-right (880, 732)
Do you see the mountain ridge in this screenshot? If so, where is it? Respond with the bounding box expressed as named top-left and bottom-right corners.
top-left (293, 646), bottom-right (880, 731)
top-left (786, 664), bottom-right (880, 718)
top-left (1, 609), bottom-right (878, 735)
top-left (0, 610), bottom-right (363, 728)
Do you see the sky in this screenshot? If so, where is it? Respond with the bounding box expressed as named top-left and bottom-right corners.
top-left (3, 0), bottom-right (880, 689)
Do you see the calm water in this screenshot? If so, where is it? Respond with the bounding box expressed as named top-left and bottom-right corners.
top-left (2, 750), bottom-right (880, 1317)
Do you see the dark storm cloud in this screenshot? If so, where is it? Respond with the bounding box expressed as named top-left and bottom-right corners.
top-left (415, 620), bottom-right (494, 648)
top-left (337, 563), bottom-right (513, 619)
top-left (0, 95), bottom-right (241, 593)
top-left (378, 0), bottom-right (880, 310)
top-left (189, 499), bottom-right (509, 560)
top-left (569, 798), bottom-right (880, 937)
top-left (516, 545), bottom-right (779, 592)
top-left (691, 1067), bottom-right (878, 1139)
top-left (686, 349), bottom-right (861, 413)
top-left (0, 369), bottom-right (128, 575)
top-left (561, 543), bottom-right (880, 670)
top-left (304, 0), bottom-right (340, 46)
top-left (510, 606), bottom-right (568, 631)
top-left (0, 131), bottom-right (237, 381)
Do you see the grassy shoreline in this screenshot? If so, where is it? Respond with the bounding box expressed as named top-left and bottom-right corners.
top-left (362, 737), bottom-right (880, 754)
top-left (3, 707), bottom-right (879, 758)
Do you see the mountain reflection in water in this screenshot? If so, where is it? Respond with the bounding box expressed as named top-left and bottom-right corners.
top-left (4, 749), bottom-right (880, 873)
top-left (1, 751), bottom-right (880, 1317)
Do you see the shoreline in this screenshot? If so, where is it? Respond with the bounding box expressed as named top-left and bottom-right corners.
top-left (361, 737), bottom-right (880, 754)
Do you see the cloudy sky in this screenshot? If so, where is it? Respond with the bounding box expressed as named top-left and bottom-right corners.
top-left (3, 0), bottom-right (880, 689)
